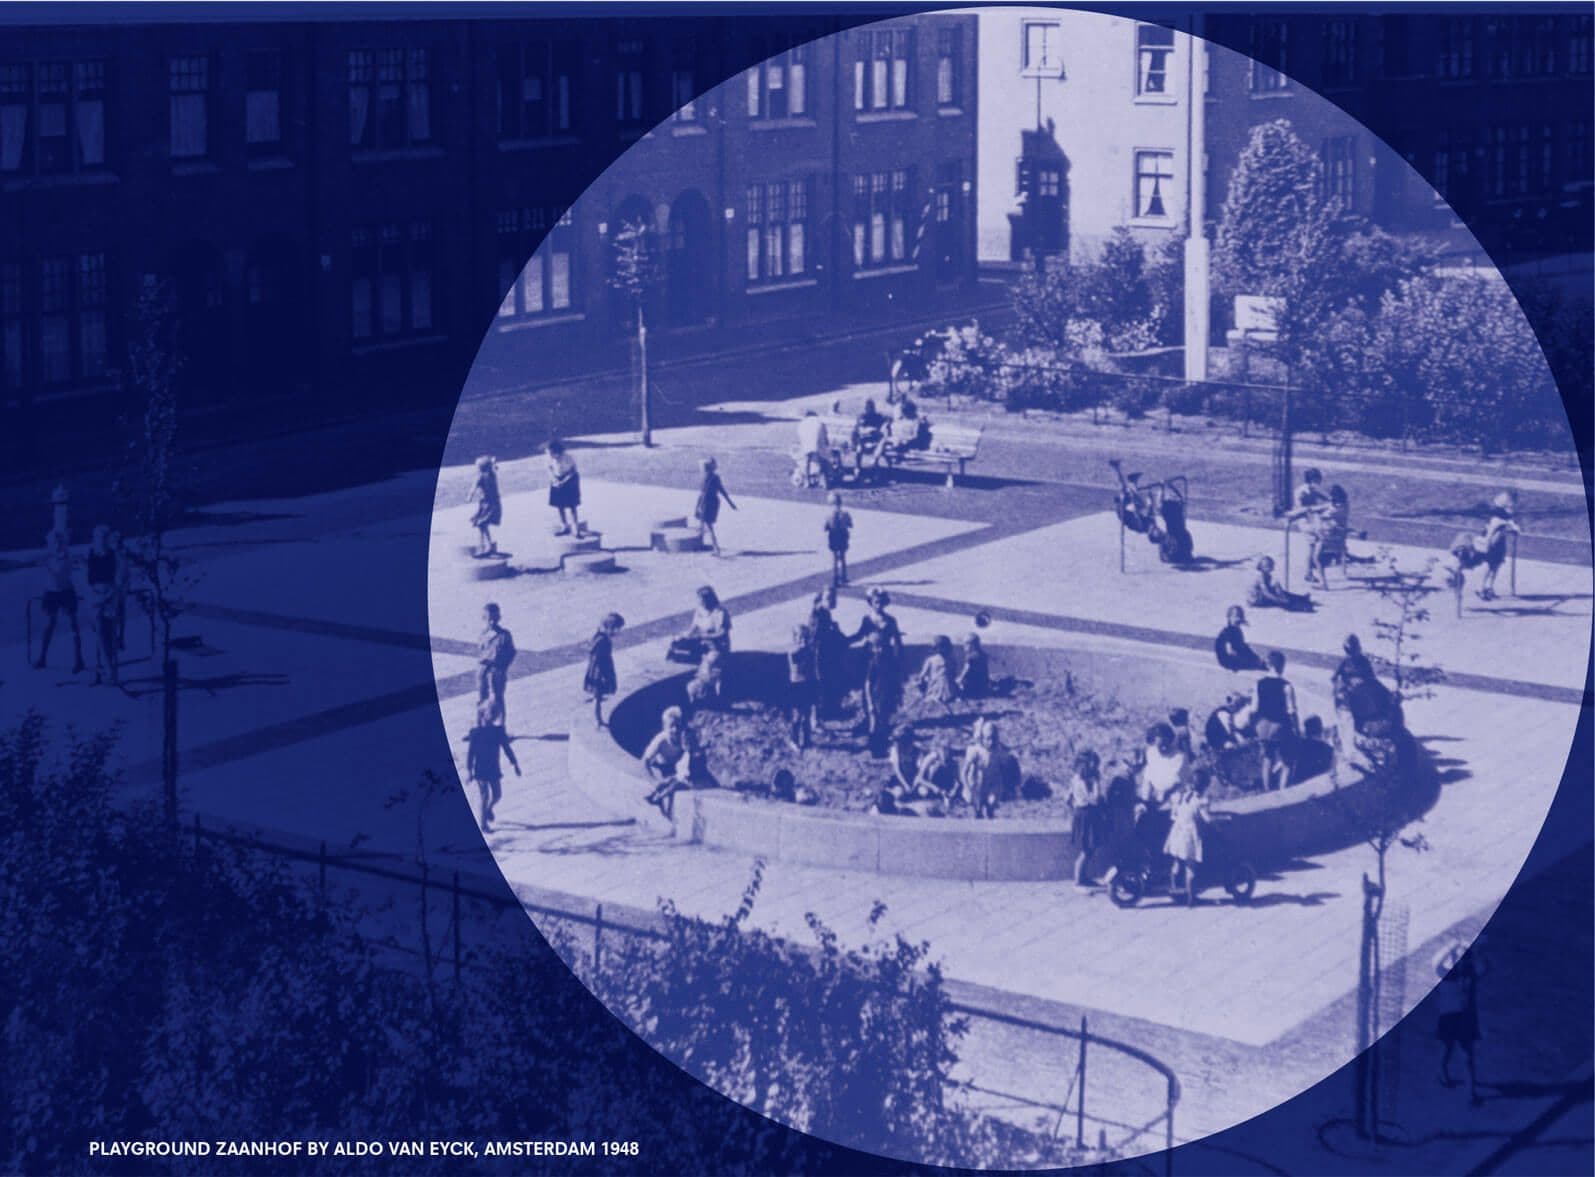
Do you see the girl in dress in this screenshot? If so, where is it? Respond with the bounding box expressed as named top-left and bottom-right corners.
top-left (467, 455), bottom-right (503, 556)
top-left (914, 635), bottom-right (958, 709)
top-left (583, 612), bottom-right (625, 728)
top-left (547, 440), bottom-right (584, 537)
top-left (693, 457), bottom-right (738, 556)
top-left (824, 491), bottom-right (853, 587)
top-left (1163, 769), bottom-right (1211, 906)
top-left (1068, 749), bottom-right (1104, 886)
top-left (861, 632), bottom-right (901, 757)
top-left (786, 623), bottom-right (817, 749)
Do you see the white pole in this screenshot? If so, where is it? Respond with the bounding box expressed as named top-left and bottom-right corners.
top-left (1183, 16), bottom-right (1210, 383)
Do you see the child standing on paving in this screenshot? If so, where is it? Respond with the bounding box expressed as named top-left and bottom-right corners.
top-left (464, 700), bottom-right (520, 832)
top-left (693, 457), bottom-right (737, 557)
top-left (823, 491), bottom-right (853, 587)
top-left (583, 612), bottom-right (625, 728)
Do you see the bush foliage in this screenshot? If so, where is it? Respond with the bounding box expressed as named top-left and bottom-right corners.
top-left (0, 718), bottom-right (1090, 1172)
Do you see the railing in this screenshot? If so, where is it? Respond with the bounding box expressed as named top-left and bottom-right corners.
top-left (187, 813), bottom-right (1183, 1171)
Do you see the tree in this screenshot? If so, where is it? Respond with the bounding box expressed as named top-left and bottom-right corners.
top-left (1214, 119), bottom-right (1336, 302)
top-left (1366, 273), bottom-right (1563, 453)
top-left (118, 276), bottom-right (198, 829)
top-left (1336, 552), bottom-right (1442, 1140)
top-left (607, 220), bottom-right (664, 447)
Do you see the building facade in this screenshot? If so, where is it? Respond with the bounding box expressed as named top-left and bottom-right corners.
top-left (1203, 11), bottom-right (1594, 263)
top-left (975, 8), bottom-right (1199, 265)
top-left (0, 13), bottom-right (977, 420)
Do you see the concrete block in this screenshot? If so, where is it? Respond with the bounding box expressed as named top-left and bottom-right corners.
top-left (778, 811), bottom-right (879, 873)
top-left (877, 821), bottom-right (987, 880)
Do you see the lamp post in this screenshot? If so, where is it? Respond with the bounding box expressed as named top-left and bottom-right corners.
top-left (1183, 16), bottom-right (1211, 383)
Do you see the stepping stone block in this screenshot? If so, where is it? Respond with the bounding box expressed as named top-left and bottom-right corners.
top-left (552, 532), bottom-right (604, 558)
top-left (563, 550), bottom-right (617, 575)
top-left (651, 524), bottom-right (707, 553)
top-left (469, 560), bottom-right (517, 581)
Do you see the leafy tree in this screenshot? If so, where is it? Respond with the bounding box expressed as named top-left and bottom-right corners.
top-left (119, 276), bottom-right (194, 666)
top-left (1213, 119), bottom-right (1337, 301)
top-left (1365, 273), bottom-right (1562, 452)
top-left (606, 220), bottom-right (665, 447)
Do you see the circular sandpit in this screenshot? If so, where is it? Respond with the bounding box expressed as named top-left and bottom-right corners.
top-left (567, 644), bottom-right (1435, 881)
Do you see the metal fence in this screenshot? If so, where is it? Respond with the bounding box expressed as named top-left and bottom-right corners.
top-left (188, 814), bottom-right (1181, 1172)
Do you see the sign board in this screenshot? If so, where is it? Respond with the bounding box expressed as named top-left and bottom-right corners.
top-left (1233, 294), bottom-right (1282, 337)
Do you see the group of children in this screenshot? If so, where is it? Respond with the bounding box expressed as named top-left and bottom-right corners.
top-left (33, 489), bottom-right (131, 687)
top-left (465, 439), bottom-right (587, 559)
top-left (1063, 726), bottom-right (1214, 905)
top-left (876, 714), bottom-right (1019, 820)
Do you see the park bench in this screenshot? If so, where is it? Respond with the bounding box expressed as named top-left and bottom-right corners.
top-left (892, 420), bottom-right (985, 488)
top-left (791, 413), bottom-right (985, 489)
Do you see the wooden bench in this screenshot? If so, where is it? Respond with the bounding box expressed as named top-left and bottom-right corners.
top-left (791, 414), bottom-right (985, 489)
top-left (892, 421), bottom-right (985, 488)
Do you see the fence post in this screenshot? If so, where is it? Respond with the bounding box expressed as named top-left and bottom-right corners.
top-left (1076, 1015), bottom-right (1087, 1150)
top-left (1165, 1077), bottom-right (1176, 1177)
top-left (452, 871), bottom-right (462, 982)
top-left (594, 903), bottom-right (605, 974)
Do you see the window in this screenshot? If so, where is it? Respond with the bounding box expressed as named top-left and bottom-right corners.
top-left (497, 42), bottom-right (574, 140)
top-left (1539, 125), bottom-right (1556, 193)
top-left (348, 47), bottom-right (431, 151)
top-left (1, 262), bottom-right (22, 390)
top-left (1530, 17), bottom-right (1558, 76)
top-left (1, 253), bottom-right (107, 386)
top-left (1248, 20), bottom-right (1289, 93)
top-left (936, 26), bottom-right (961, 106)
top-left (746, 39), bottom-right (810, 120)
top-left (169, 55), bottom-right (209, 159)
top-left (1485, 18), bottom-right (1515, 79)
top-left (1133, 150), bottom-right (1174, 219)
top-left (68, 65), bottom-right (106, 171)
top-left (670, 40), bottom-right (701, 122)
top-left (351, 221), bottom-right (435, 341)
top-left (1489, 126), bottom-right (1508, 197)
top-left (853, 28), bottom-right (913, 112)
top-left (1438, 18), bottom-right (1474, 79)
top-left (245, 50), bottom-right (283, 150)
top-left (1021, 20), bottom-right (1064, 78)
top-left (615, 39), bottom-right (645, 127)
top-left (1322, 19), bottom-right (1357, 85)
top-left (496, 208), bottom-right (574, 319)
top-left (851, 168), bottom-right (914, 268)
top-left (1568, 121), bottom-right (1590, 185)
top-left (1136, 24), bottom-right (1175, 96)
top-left (1323, 136), bottom-right (1356, 205)
top-left (745, 177), bottom-right (812, 282)
top-left (1514, 125), bottom-right (1532, 196)
top-left (1570, 16), bottom-right (1592, 76)
top-left (1377, 17), bottom-right (1411, 79)
top-left (0, 61), bottom-right (107, 175)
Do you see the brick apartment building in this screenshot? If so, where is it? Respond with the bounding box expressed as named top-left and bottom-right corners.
top-left (0, 12), bottom-right (977, 423)
top-left (1203, 11), bottom-right (1594, 263)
